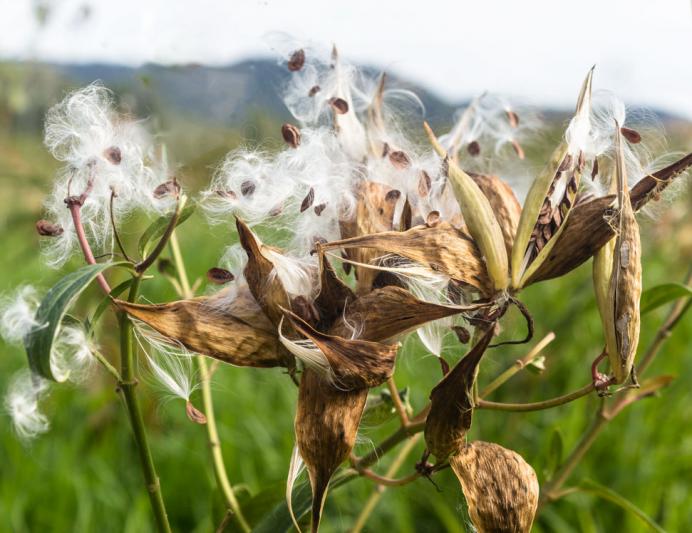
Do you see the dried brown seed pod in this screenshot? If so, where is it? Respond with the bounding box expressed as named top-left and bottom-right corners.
top-left (103, 146), bottom-right (122, 164)
top-left (295, 369), bottom-right (367, 533)
top-left (301, 187), bottom-right (315, 212)
top-left (328, 97), bottom-right (349, 114)
top-left (282, 123), bottom-right (301, 148)
top-left (287, 49), bottom-right (306, 71)
top-left (511, 67), bottom-right (594, 289)
top-left (630, 151), bottom-right (692, 211)
top-left (206, 267), bottom-right (234, 285)
top-left (324, 221), bottom-right (492, 296)
top-left (312, 249), bottom-right (356, 329)
top-left (451, 441), bottom-right (539, 533)
top-left (282, 307), bottom-right (399, 389)
top-left (389, 150), bottom-right (411, 169)
top-left (115, 287), bottom-right (289, 368)
top-left (36, 220), bottom-right (64, 237)
top-left (467, 140), bottom-right (481, 156)
top-left (469, 174), bottom-right (522, 260)
top-left (328, 285), bottom-right (486, 341)
top-left (153, 179), bottom-right (181, 199)
top-left (424, 327), bottom-right (494, 460)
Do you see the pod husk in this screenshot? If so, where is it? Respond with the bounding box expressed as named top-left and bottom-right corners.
top-left (451, 441), bottom-right (539, 533)
top-left (313, 248), bottom-right (356, 329)
top-left (424, 326), bottom-right (495, 460)
top-left (469, 173), bottom-right (522, 260)
top-left (511, 68), bottom-right (593, 289)
top-left (327, 285), bottom-right (486, 342)
top-left (116, 287), bottom-right (288, 367)
top-left (630, 151), bottom-right (692, 211)
top-left (339, 181), bottom-right (401, 294)
top-left (425, 122), bottom-right (509, 291)
top-left (295, 369), bottom-right (367, 532)
top-left (323, 222), bottom-right (492, 296)
top-left (282, 308), bottom-right (398, 389)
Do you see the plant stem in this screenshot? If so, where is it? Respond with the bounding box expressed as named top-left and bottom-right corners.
top-left (136, 197), bottom-right (186, 273)
top-left (351, 434), bottom-right (421, 533)
top-left (169, 231), bottom-right (250, 532)
top-left (539, 270), bottom-right (692, 508)
top-left (118, 275), bottom-right (171, 533)
top-left (386, 377), bottom-right (410, 427)
top-left (67, 202), bottom-right (111, 294)
top-left (481, 332), bottom-right (555, 398)
top-left (476, 383), bottom-right (596, 412)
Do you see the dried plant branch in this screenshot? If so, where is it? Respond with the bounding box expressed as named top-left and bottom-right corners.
top-left (387, 377), bottom-right (410, 428)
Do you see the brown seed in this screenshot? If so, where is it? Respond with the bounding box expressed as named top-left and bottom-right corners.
top-left (216, 189), bottom-right (237, 200)
top-left (467, 140), bottom-right (481, 156)
top-left (240, 180), bottom-right (256, 197)
top-left (418, 170), bottom-right (432, 197)
top-left (35, 220), bottom-right (64, 237)
top-left (452, 325), bottom-right (471, 344)
top-left (511, 139), bottom-right (525, 160)
top-left (426, 210), bottom-right (441, 227)
top-left (506, 109), bottom-right (520, 128)
top-left (308, 85), bottom-right (321, 97)
top-left (328, 97), bottom-right (349, 114)
top-left (287, 49), bottom-right (305, 72)
top-left (103, 146), bottom-right (122, 165)
top-left (314, 203), bottom-right (327, 216)
top-left (384, 189), bottom-right (401, 203)
top-left (451, 441), bottom-right (539, 533)
top-left (185, 401), bottom-right (207, 424)
top-left (269, 202), bottom-right (283, 217)
top-left (591, 157), bottom-right (599, 180)
top-left (425, 326), bottom-right (495, 460)
top-left (301, 187), bottom-right (315, 212)
top-left (206, 267), bottom-right (234, 285)
top-left (381, 142), bottom-right (390, 158)
top-left (282, 123), bottom-right (301, 148)
top-left (620, 126), bottom-right (641, 144)
top-left (388, 150), bottom-right (411, 169)
top-left (153, 179), bottom-right (181, 199)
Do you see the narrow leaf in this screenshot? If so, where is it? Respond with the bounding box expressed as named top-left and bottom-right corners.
top-left (640, 283), bottom-right (692, 315)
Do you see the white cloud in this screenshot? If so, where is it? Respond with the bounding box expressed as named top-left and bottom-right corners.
top-left (1, 0), bottom-right (692, 118)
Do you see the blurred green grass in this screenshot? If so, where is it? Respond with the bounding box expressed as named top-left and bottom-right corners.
top-left (0, 121), bottom-right (691, 533)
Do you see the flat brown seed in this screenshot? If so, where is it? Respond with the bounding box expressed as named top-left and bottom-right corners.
top-left (287, 49), bottom-right (305, 71)
top-left (384, 189), bottom-right (401, 203)
top-left (300, 187), bottom-right (315, 212)
top-left (314, 203), bottom-right (327, 216)
top-left (186, 401), bottom-right (207, 424)
top-left (308, 85), bottom-right (321, 97)
top-left (452, 325), bottom-right (470, 344)
top-left (153, 179), bottom-right (180, 199)
top-left (240, 180), bottom-right (256, 197)
top-left (36, 220), bottom-right (64, 237)
top-left (104, 146), bottom-right (122, 165)
top-left (620, 126), bottom-right (642, 144)
top-left (206, 267), bottom-right (234, 284)
top-left (216, 189), bottom-right (237, 200)
top-left (281, 123), bottom-right (301, 148)
top-left (426, 210), bottom-right (441, 227)
top-left (506, 109), bottom-right (520, 128)
top-left (591, 157), bottom-right (599, 180)
top-left (418, 170), bottom-right (432, 197)
top-left (389, 150), bottom-right (411, 169)
top-left (512, 139), bottom-right (525, 159)
top-left (328, 97), bottom-right (349, 114)
top-left (467, 140), bottom-right (481, 156)
top-left (269, 202), bottom-right (283, 217)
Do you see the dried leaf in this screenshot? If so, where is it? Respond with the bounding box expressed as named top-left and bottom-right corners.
top-left (116, 288), bottom-right (288, 368)
top-left (295, 369), bottom-right (367, 533)
top-left (451, 441), bottom-right (539, 533)
top-left (424, 327), bottom-right (494, 460)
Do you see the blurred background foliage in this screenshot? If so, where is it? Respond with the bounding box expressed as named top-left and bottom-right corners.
top-left (0, 60), bottom-right (691, 533)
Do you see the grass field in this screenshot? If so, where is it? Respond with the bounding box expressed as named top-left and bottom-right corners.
top-left (0, 122), bottom-right (690, 533)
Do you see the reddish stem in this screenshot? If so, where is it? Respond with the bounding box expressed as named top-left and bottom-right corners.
top-left (67, 201), bottom-right (112, 294)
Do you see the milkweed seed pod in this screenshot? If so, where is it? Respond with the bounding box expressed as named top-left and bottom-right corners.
top-left (511, 68), bottom-right (594, 289)
top-left (115, 287), bottom-right (290, 368)
top-left (451, 441), bottom-right (539, 533)
top-left (295, 369), bottom-right (367, 533)
top-left (424, 326), bottom-right (495, 460)
top-left (602, 125), bottom-right (642, 383)
top-left (468, 173), bottom-right (522, 259)
top-left (323, 221), bottom-right (493, 296)
top-left (424, 122), bottom-right (509, 292)
top-left (312, 247), bottom-right (356, 329)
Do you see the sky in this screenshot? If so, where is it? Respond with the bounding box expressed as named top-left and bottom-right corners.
top-left (1, 0), bottom-right (692, 118)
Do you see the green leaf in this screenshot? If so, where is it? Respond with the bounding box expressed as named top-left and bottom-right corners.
top-left (24, 262), bottom-right (128, 382)
top-left (138, 201), bottom-right (196, 258)
top-left (576, 479), bottom-right (665, 533)
top-left (640, 283), bottom-right (692, 315)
